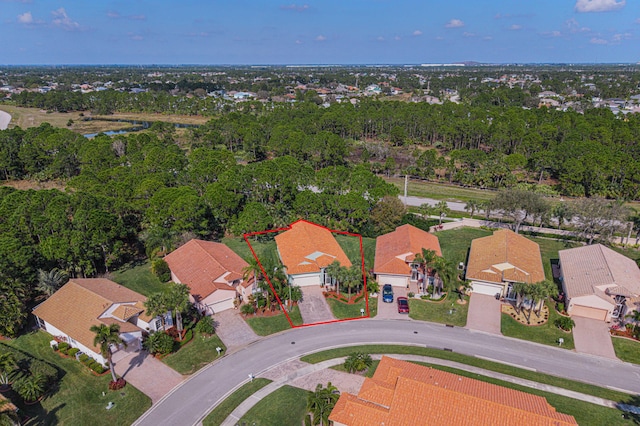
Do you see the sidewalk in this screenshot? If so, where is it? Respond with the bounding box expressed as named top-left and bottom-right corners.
top-left (211, 353), bottom-right (640, 425)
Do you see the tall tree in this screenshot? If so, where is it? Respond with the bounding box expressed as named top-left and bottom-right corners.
top-left (464, 200), bottom-right (479, 218)
top-left (435, 201), bottom-right (450, 225)
top-left (307, 382), bottom-right (340, 426)
top-left (36, 268), bottom-right (69, 298)
top-left (164, 283), bottom-right (191, 340)
top-left (90, 323), bottom-right (124, 383)
top-left (414, 249), bottom-right (439, 294)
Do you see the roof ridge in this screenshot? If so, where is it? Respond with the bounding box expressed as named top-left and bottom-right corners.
top-left (70, 280), bottom-right (114, 306)
top-left (194, 239), bottom-right (227, 274)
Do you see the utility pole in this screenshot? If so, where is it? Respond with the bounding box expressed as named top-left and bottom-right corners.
top-left (403, 174), bottom-right (408, 207)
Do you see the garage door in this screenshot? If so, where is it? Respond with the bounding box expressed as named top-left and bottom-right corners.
top-left (293, 274), bottom-right (320, 287)
top-left (377, 275), bottom-right (407, 288)
top-left (209, 297), bottom-right (235, 313)
top-left (471, 281), bottom-right (503, 297)
top-left (570, 305), bottom-right (608, 321)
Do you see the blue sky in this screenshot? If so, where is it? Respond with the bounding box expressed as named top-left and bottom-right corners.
top-left (1, 0), bottom-right (639, 65)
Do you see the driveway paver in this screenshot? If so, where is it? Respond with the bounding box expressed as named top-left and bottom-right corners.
top-left (113, 350), bottom-right (184, 404)
top-left (466, 293), bottom-right (502, 334)
top-left (572, 316), bottom-right (617, 360)
top-left (298, 286), bottom-right (335, 324)
top-left (214, 309), bottom-right (259, 349)
top-left (376, 286), bottom-right (410, 320)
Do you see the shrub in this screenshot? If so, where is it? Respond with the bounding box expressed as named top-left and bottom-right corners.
top-left (408, 292), bottom-right (415, 298)
top-left (179, 329), bottom-right (193, 347)
top-left (554, 316), bottom-right (575, 331)
top-left (108, 378), bottom-right (126, 390)
top-left (91, 363), bottom-right (105, 374)
top-left (57, 342), bottom-right (69, 352)
top-left (240, 304), bottom-right (255, 315)
top-left (151, 258), bottom-right (171, 282)
top-left (556, 302), bottom-right (565, 313)
top-left (58, 347), bottom-right (69, 355)
top-left (144, 331), bottom-right (175, 355)
top-left (67, 348), bottom-right (79, 357)
top-left (13, 374), bottom-right (45, 402)
top-left (79, 354), bottom-right (89, 363)
top-left (194, 316), bottom-right (215, 335)
top-left (29, 360), bottom-right (57, 386)
top-left (344, 352), bottom-right (373, 373)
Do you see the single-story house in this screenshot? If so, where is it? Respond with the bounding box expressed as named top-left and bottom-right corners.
top-left (329, 356), bottom-right (577, 426)
top-left (559, 244), bottom-right (640, 322)
top-left (164, 239), bottom-right (256, 314)
top-left (32, 278), bottom-right (165, 366)
top-left (275, 220), bottom-right (352, 287)
top-left (373, 224), bottom-right (442, 288)
top-left (465, 229), bottom-right (545, 298)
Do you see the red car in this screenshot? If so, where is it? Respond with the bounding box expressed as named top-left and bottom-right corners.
top-left (397, 297), bottom-right (409, 314)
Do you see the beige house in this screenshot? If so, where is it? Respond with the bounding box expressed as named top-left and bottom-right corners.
top-left (465, 229), bottom-right (545, 298)
top-left (559, 244), bottom-right (640, 322)
top-left (32, 278), bottom-right (164, 366)
top-left (164, 239), bottom-right (256, 314)
top-left (373, 224), bottom-right (442, 288)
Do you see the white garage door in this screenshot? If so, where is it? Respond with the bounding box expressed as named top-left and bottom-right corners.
top-left (292, 274), bottom-right (320, 287)
top-left (209, 297), bottom-right (235, 313)
top-left (471, 281), bottom-right (503, 297)
top-left (570, 305), bottom-right (608, 321)
top-left (377, 275), bottom-right (407, 288)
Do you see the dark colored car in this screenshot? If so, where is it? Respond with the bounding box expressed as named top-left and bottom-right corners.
top-left (397, 297), bottom-right (409, 314)
top-left (382, 284), bottom-right (394, 303)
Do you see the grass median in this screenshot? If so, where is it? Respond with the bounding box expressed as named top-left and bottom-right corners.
top-left (202, 378), bottom-right (271, 426)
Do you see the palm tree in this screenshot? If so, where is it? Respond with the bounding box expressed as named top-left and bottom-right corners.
top-left (418, 203), bottom-right (435, 220)
top-left (414, 249), bottom-right (438, 294)
top-left (242, 257), bottom-right (263, 289)
top-left (432, 258), bottom-right (457, 298)
top-left (13, 374), bottom-right (45, 402)
top-left (533, 280), bottom-right (559, 316)
top-left (144, 293), bottom-right (168, 330)
top-left (325, 260), bottom-right (343, 295)
top-left (435, 200), bottom-right (450, 225)
top-left (511, 282), bottom-right (530, 315)
top-left (36, 268), bottom-right (69, 298)
top-left (464, 200), bottom-right (479, 218)
top-left (90, 323), bottom-right (124, 383)
top-left (0, 353), bottom-right (17, 390)
top-left (343, 352), bottom-right (373, 373)
top-left (307, 382), bottom-right (340, 426)
top-left (164, 284), bottom-right (190, 340)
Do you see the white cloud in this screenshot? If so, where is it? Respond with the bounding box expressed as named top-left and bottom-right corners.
top-left (590, 37), bottom-right (608, 44)
top-left (509, 24), bottom-right (522, 30)
top-left (394, 35), bottom-right (401, 41)
top-left (128, 33), bottom-right (143, 41)
top-left (565, 18), bottom-right (590, 33)
top-left (315, 34), bottom-right (326, 41)
top-left (295, 39), bottom-right (302, 44)
top-left (17, 11), bottom-right (32, 24)
top-left (51, 7), bottom-right (80, 31)
top-left (280, 4), bottom-right (309, 12)
top-left (107, 11), bottom-right (120, 18)
top-left (108, 11), bottom-right (146, 20)
top-left (445, 19), bottom-right (464, 28)
top-left (435, 36), bottom-right (444, 40)
top-left (483, 36), bottom-right (493, 40)
top-left (575, 0), bottom-right (625, 13)
top-left (463, 32), bottom-right (476, 37)
top-left (612, 32), bottom-right (631, 42)
top-left (412, 30), bottom-right (422, 36)
top-left (376, 36), bottom-right (385, 41)
top-left (541, 30), bottom-right (562, 37)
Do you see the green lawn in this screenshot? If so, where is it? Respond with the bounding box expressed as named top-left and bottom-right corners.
top-left (110, 261), bottom-right (167, 297)
top-left (532, 237), bottom-right (580, 281)
top-left (385, 177), bottom-right (498, 203)
top-left (501, 301), bottom-right (575, 349)
top-left (3, 331), bottom-right (151, 426)
top-left (436, 227), bottom-right (491, 265)
top-left (327, 297), bottom-right (377, 320)
top-left (612, 337), bottom-right (640, 364)
top-left (408, 293), bottom-right (469, 326)
top-left (162, 332), bottom-right (226, 375)
top-left (223, 236), bottom-right (278, 264)
top-left (335, 235), bottom-right (376, 270)
top-left (300, 345), bottom-right (633, 403)
top-left (202, 378), bottom-right (272, 426)
top-left (245, 306), bottom-right (303, 336)
top-left (239, 385), bottom-right (310, 426)
top-left (411, 362), bottom-right (633, 426)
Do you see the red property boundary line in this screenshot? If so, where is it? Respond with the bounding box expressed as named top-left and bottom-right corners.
top-left (243, 219), bottom-right (369, 329)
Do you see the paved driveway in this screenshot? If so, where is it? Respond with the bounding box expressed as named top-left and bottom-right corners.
top-left (298, 286), bottom-right (335, 324)
top-left (572, 316), bottom-right (617, 360)
top-left (214, 309), bottom-right (259, 350)
top-left (113, 350), bottom-right (184, 404)
top-left (376, 286), bottom-right (410, 320)
top-left (466, 293), bottom-right (502, 334)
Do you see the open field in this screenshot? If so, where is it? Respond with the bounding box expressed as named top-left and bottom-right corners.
top-left (110, 261), bottom-right (168, 297)
top-left (0, 105), bottom-right (210, 134)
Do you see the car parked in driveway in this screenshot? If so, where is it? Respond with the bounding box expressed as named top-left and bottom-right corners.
top-left (397, 297), bottom-right (409, 314)
top-left (382, 284), bottom-right (394, 303)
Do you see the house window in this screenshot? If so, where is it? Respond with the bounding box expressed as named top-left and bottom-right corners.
top-left (410, 264), bottom-right (419, 281)
top-left (154, 319), bottom-right (162, 330)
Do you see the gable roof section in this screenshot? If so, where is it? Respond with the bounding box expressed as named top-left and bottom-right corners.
top-left (374, 224), bottom-right (442, 276)
top-left (329, 356), bottom-right (577, 426)
top-left (466, 230), bottom-right (545, 284)
top-left (275, 220), bottom-right (352, 275)
top-left (164, 239), bottom-right (248, 301)
top-left (559, 244), bottom-right (640, 300)
top-left (32, 279), bottom-right (146, 354)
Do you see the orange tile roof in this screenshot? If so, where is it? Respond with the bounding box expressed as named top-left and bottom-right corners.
top-left (164, 239), bottom-right (249, 301)
top-left (275, 220), bottom-right (352, 275)
top-left (374, 224), bottom-right (442, 275)
top-left (466, 230), bottom-right (545, 284)
top-left (111, 304), bottom-right (144, 321)
top-left (32, 279), bottom-right (147, 354)
top-left (329, 356), bottom-right (577, 426)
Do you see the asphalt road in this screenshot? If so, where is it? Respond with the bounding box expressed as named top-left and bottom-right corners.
top-left (134, 319), bottom-right (640, 426)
